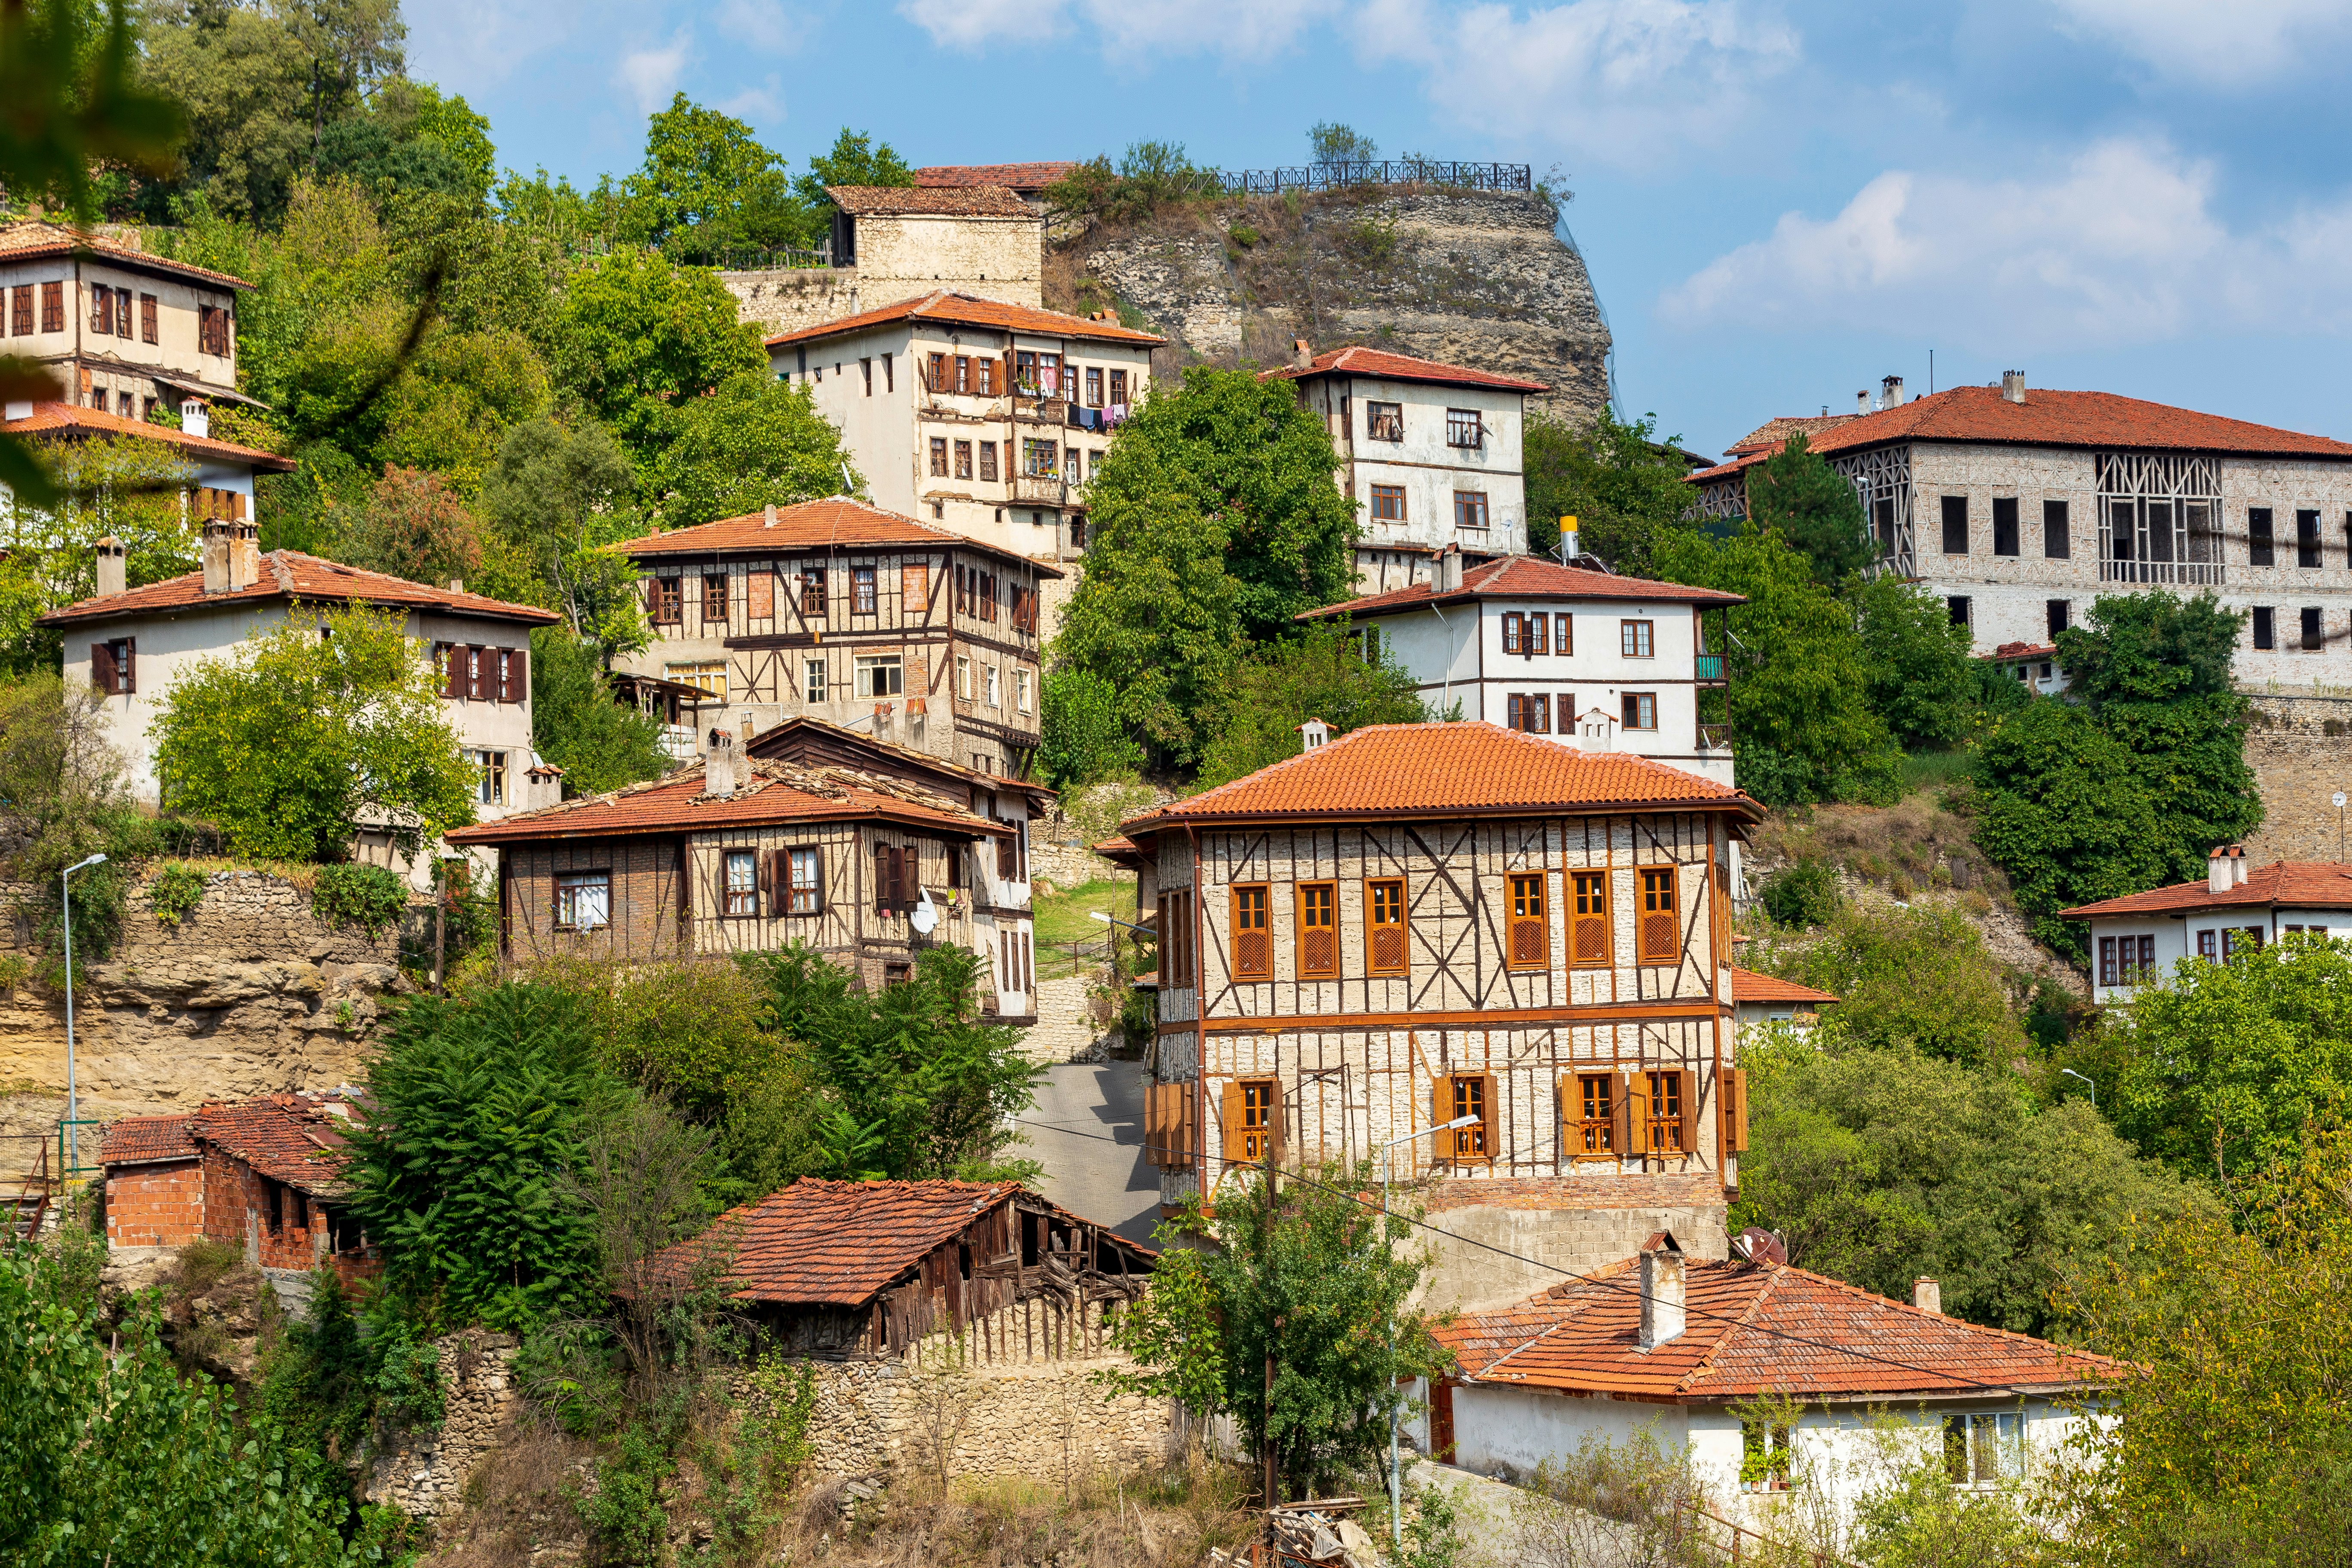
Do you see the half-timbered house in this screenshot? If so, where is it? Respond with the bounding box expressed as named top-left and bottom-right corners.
top-left (1117, 721), bottom-right (1763, 1308)
top-left (612, 497), bottom-right (1054, 782)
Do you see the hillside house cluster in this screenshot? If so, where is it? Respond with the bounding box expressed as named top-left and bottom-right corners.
top-left (0, 220), bottom-right (252, 421)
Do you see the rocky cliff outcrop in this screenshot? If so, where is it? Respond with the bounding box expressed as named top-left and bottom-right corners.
top-left (1049, 188), bottom-right (1611, 424)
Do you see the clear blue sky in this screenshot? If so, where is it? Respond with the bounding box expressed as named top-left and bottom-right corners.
top-left (406, 0), bottom-right (2352, 460)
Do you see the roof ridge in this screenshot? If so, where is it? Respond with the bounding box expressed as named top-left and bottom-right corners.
top-left (1767, 1262), bottom-right (2122, 1364)
top-left (1675, 1261), bottom-right (1782, 1393)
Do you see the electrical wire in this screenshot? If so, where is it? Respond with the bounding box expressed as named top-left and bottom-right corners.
top-left (1009, 1114), bottom-right (2090, 1397)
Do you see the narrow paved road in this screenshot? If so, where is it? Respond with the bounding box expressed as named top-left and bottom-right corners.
top-left (1021, 1060), bottom-right (1160, 1246)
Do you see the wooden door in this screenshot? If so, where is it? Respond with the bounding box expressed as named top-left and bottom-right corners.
top-left (1429, 1381), bottom-right (1456, 1464)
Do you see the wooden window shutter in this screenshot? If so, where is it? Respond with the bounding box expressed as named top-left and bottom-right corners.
top-left (1145, 1084), bottom-right (1166, 1166)
top-left (1478, 1074), bottom-right (1497, 1161)
top-left (644, 575), bottom-right (662, 617)
top-left (1613, 1073), bottom-right (1637, 1154)
top-left (1220, 1081), bottom-right (1246, 1165)
top-left (1231, 887), bottom-right (1271, 979)
top-left (1720, 1067), bottom-right (1748, 1152)
top-left (1431, 1075), bottom-right (1450, 1162)
top-left (1676, 1069), bottom-right (1698, 1153)
top-left (1571, 873), bottom-right (1608, 965)
top-left (508, 646), bottom-right (527, 703)
top-left (90, 642), bottom-right (115, 694)
top-left (120, 638), bottom-right (134, 695)
top-left (875, 844), bottom-right (891, 911)
top-left (995, 826), bottom-right (1014, 878)
top-left (1638, 867), bottom-right (1680, 964)
top-left (1266, 1078), bottom-right (1286, 1163)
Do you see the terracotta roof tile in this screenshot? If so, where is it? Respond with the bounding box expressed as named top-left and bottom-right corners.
top-left (1264, 345), bottom-right (1548, 394)
top-left (1724, 413), bottom-right (1861, 454)
top-left (1728, 967), bottom-right (1838, 1006)
top-left (1299, 555), bottom-right (1745, 621)
top-left (826, 184), bottom-right (1033, 217)
top-left (1438, 1256), bottom-right (2116, 1400)
top-left (102, 1114), bottom-right (197, 1165)
top-left (3, 401), bottom-right (295, 472)
top-left (0, 221), bottom-right (254, 290)
top-left (1124, 723), bottom-right (1758, 830)
top-left (745, 714), bottom-right (1057, 808)
top-left (615, 496), bottom-right (1062, 578)
top-left (37, 549), bottom-right (564, 628)
top-left (915, 162), bottom-right (1078, 192)
top-left (763, 289), bottom-right (1163, 351)
top-left (445, 755), bottom-right (1012, 845)
top-left (183, 1093), bottom-right (363, 1198)
top-left (2058, 860), bottom-right (2352, 920)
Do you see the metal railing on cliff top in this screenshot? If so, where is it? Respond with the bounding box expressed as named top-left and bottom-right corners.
top-left (1211, 160), bottom-right (1533, 195)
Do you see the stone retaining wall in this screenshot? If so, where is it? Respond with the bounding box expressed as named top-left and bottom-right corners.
top-left (2243, 693), bottom-right (2352, 866)
top-left (364, 1330), bottom-right (523, 1520)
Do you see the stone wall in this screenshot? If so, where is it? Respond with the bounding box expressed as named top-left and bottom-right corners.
top-left (0, 868), bottom-right (404, 1183)
top-left (364, 1330), bottom-right (523, 1520)
top-left (1054, 190), bottom-right (1611, 426)
top-left (721, 215), bottom-right (1043, 340)
top-left (722, 266), bottom-right (869, 338)
top-left (1416, 1174), bottom-right (1729, 1315)
top-left (2242, 693), bottom-right (2352, 865)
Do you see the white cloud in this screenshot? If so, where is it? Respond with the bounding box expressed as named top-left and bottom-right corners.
top-left (2046, 0), bottom-right (2352, 86)
top-left (616, 31), bottom-right (696, 115)
top-left (1663, 137), bottom-right (2352, 352)
top-left (716, 0), bottom-right (809, 55)
top-left (896, 0), bottom-right (1055, 49)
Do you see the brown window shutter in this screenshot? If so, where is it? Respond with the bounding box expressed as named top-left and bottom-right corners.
top-left (509, 646), bottom-right (527, 702)
top-left (645, 576), bottom-right (661, 616)
top-left (1677, 1068), bottom-right (1698, 1154)
top-left (90, 642), bottom-right (114, 694)
top-left (1220, 1081), bottom-right (1246, 1165)
top-left (1720, 1067), bottom-right (1748, 1152)
top-left (1555, 1076), bottom-right (1572, 1140)
top-left (120, 638), bottom-right (134, 695)
top-left (1264, 1078), bottom-right (1285, 1165)
top-left (1614, 1073), bottom-right (1637, 1154)
top-left (440, 643), bottom-right (462, 699)
top-left (1479, 1073), bottom-right (1497, 1161)
top-left (875, 845), bottom-right (890, 912)
top-left (1431, 1075), bottom-right (1451, 1164)
top-left (1144, 1083), bottom-right (1165, 1167)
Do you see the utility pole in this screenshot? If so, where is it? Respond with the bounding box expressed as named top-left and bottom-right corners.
top-left (1262, 1135), bottom-right (1281, 1544)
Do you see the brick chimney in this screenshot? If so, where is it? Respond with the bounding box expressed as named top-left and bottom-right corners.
top-left (703, 729), bottom-right (739, 799)
top-left (94, 535), bottom-right (126, 598)
top-left (1291, 338), bottom-right (1312, 371)
top-left (1913, 1277), bottom-right (1942, 1315)
top-left (200, 518), bottom-right (236, 593)
top-left (1638, 1231), bottom-right (1685, 1349)
top-left (2001, 370), bottom-right (2026, 404)
top-left (1881, 374), bottom-right (1904, 408)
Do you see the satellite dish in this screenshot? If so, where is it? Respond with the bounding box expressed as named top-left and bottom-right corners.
top-left (2337, 792), bottom-right (2347, 809)
top-left (909, 886), bottom-right (939, 935)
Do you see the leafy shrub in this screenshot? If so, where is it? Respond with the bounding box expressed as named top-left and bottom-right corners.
top-left (1758, 860), bottom-right (1839, 928)
top-left (311, 863), bottom-right (409, 938)
top-left (148, 864), bottom-right (206, 927)
top-left (1038, 668), bottom-right (1143, 790)
top-left (1227, 222), bottom-right (1260, 249)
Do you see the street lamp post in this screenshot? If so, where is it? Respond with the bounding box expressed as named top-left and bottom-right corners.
top-left (1379, 1113), bottom-right (1479, 1549)
top-left (2059, 1067), bottom-right (2096, 1109)
top-left (61, 852), bottom-right (108, 1173)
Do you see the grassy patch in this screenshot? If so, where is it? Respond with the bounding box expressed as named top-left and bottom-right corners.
top-left (1898, 747), bottom-right (1974, 796)
top-left (1032, 879), bottom-right (1142, 981)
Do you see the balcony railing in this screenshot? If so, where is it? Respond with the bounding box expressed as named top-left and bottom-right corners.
top-left (1695, 653), bottom-right (1727, 684)
top-left (1014, 393), bottom-right (1068, 423)
top-left (1012, 475), bottom-right (1066, 505)
top-left (1697, 723), bottom-right (1734, 752)
top-left (2100, 559), bottom-right (2223, 586)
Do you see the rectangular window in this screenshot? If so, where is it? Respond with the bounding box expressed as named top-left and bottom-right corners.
top-left (956, 655), bottom-right (971, 700)
top-left (724, 850), bottom-right (757, 916)
top-left (2254, 607), bottom-right (2276, 650)
top-left (1366, 878), bottom-right (1408, 976)
top-left (91, 285), bottom-right (111, 334)
top-left (2249, 508), bottom-right (2275, 566)
top-left (1296, 881), bottom-right (1338, 979)
top-left (854, 654), bottom-right (903, 697)
top-left (1016, 668), bottom-right (1033, 713)
top-left (1366, 401), bottom-right (1403, 441)
top-left (699, 573), bottom-right (727, 621)
top-left (1505, 693), bottom-right (1551, 732)
top-left (41, 281), bottom-right (64, 334)
top-left (1237, 1078), bottom-right (1279, 1163)
top-left (1503, 612), bottom-right (1522, 654)
top-left (2099, 935), bottom-right (2117, 986)
top-left (1556, 614), bottom-right (1572, 655)
top-left (954, 354), bottom-right (972, 393)
top-left (1948, 596), bottom-right (1971, 628)
top-left (1574, 1072), bottom-right (1614, 1155)
top-left (114, 286), bottom-right (131, 338)
top-left (140, 293), bottom-right (158, 343)
top-left (1527, 613), bottom-right (1548, 655)
top-left (1942, 495), bottom-right (1969, 554)
top-left (667, 660), bottom-right (726, 701)
top-left (1454, 490), bottom-right (1489, 530)
top-left (787, 846), bottom-right (821, 913)
top-left (852, 567), bottom-right (877, 613)
top-left (902, 562), bottom-right (928, 611)
top-left (984, 664), bottom-right (1000, 707)
top-left (2299, 509), bottom-right (2324, 568)
top-left (954, 440), bottom-right (973, 480)
top-left (473, 748), bottom-right (507, 805)
top-left (2047, 599), bottom-right (2070, 640)
top-left (799, 569), bottom-right (826, 616)
top-left (1066, 444), bottom-right (1081, 478)
top-left (1571, 871), bottom-right (1610, 965)
top-left (803, 657), bottom-right (825, 703)
top-left (1638, 867), bottom-right (1679, 964)
top-left (1023, 438), bottom-right (1058, 477)
top-left (929, 437), bottom-right (949, 476)
top-left (975, 357), bottom-right (995, 395)
top-left (1109, 368), bottom-right (1128, 405)
top-left (1645, 1069), bottom-right (1684, 1153)
top-left (1086, 366), bottom-right (1103, 407)
top-left (1446, 1074), bottom-right (1490, 1161)
top-left (926, 352), bottom-right (948, 392)
top-left (649, 577), bottom-right (682, 624)
top-left (556, 871), bottom-right (610, 931)
top-left (1992, 497), bottom-right (2019, 557)
top-left (1446, 408), bottom-right (1482, 449)
top-left (2044, 499), bottom-right (2070, 558)
top-left (2303, 606), bottom-right (2323, 651)
top-left (1621, 692), bottom-right (1657, 730)
top-left (1369, 485), bottom-right (1406, 521)
top-left (1507, 872), bottom-right (1548, 969)
top-left (979, 441), bottom-right (998, 481)
top-left (2197, 929), bottom-right (2217, 962)
top-left (1944, 1413), bottom-right (2024, 1486)
top-left (1622, 619), bottom-right (1654, 658)
top-left (1231, 885), bottom-right (1271, 979)
top-left (8, 285), bottom-right (28, 336)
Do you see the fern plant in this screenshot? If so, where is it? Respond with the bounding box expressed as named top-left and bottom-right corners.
top-left (149, 864), bottom-right (207, 927)
top-left (309, 864), bottom-right (409, 939)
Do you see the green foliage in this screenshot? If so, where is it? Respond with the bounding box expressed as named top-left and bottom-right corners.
top-left (479, 416), bottom-right (646, 660)
top-left (311, 863), bottom-right (409, 938)
top-left (0, 673), bottom-right (152, 972)
top-left (529, 626), bottom-right (672, 797)
top-left (334, 462), bottom-right (483, 585)
top-left (1730, 1032), bottom-right (2213, 1338)
top-left (1854, 574), bottom-right (1977, 750)
top-left (795, 125), bottom-right (915, 208)
top-left (584, 1423), bottom-right (676, 1564)
top-left (1098, 1243), bottom-right (1228, 1442)
top-left (148, 863), bottom-right (207, 926)
top-left (1757, 859), bottom-right (1839, 929)
top-left (2058, 587), bottom-right (2244, 708)
top-left (1847, 1430), bottom-right (2055, 1568)
top-left (1308, 122), bottom-right (1378, 166)
top-left (1747, 430), bottom-right (1873, 584)
top-left (344, 984), bottom-right (611, 1331)
top-left (654, 372), bottom-right (858, 530)
top-left (1037, 668), bottom-right (1145, 790)
top-left (1522, 409), bottom-right (1701, 572)
top-left (1778, 903), bottom-right (2029, 1066)
top-left (1194, 622), bottom-right (1429, 788)
top-left (1649, 521), bottom-right (1900, 807)
top-left (1511, 1433), bottom-right (1711, 1567)
top-left (621, 93), bottom-right (811, 260)
top-left (151, 605), bottom-right (479, 863)
top-left (550, 247), bottom-right (767, 464)
top-left (1043, 141), bottom-right (1223, 221)
top-left (747, 943), bottom-right (1037, 1182)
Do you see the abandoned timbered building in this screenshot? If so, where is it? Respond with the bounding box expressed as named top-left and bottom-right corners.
top-left (1110, 721), bottom-right (1763, 1309)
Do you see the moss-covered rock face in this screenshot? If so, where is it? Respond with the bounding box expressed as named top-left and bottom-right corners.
top-left (1052, 188), bottom-right (1614, 429)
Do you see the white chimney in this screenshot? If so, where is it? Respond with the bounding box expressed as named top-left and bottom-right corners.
top-left (1881, 374), bottom-right (1904, 408)
top-left (1638, 1232), bottom-right (1685, 1349)
top-left (1912, 1277), bottom-right (1942, 1315)
top-left (94, 535), bottom-right (126, 598)
top-left (200, 518), bottom-right (236, 594)
top-left (1578, 707), bottom-right (1617, 753)
top-left (449, 578), bottom-right (465, 593)
top-left (764, 502), bottom-right (778, 528)
top-left (2001, 370), bottom-right (2026, 404)
top-left (1299, 717), bottom-right (1330, 753)
top-left (2233, 845), bottom-right (2249, 887)
top-left (741, 712), bottom-right (756, 743)
top-left (1291, 337), bottom-right (1312, 371)
top-left (1856, 391), bottom-right (1869, 414)
top-left (1435, 544), bottom-right (1464, 594)
top-left (703, 730), bottom-right (739, 799)
top-left (2209, 845), bottom-right (2235, 896)
top-left (180, 398), bottom-right (208, 439)
top-left (234, 520), bottom-right (260, 588)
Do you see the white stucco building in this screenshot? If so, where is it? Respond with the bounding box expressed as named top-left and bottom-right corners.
top-left (1265, 343), bottom-right (1548, 591)
top-left (1690, 376), bottom-right (2352, 689)
top-left (2061, 847), bottom-right (2352, 1004)
top-left (1298, 551), bottom-right (1744, 785)
top-left (1727, 965), bottom-right (1838, 1032)
top-left (1417, 1232), bottom-right (2112, 1547)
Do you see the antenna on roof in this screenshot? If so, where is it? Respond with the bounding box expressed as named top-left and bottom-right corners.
top-left (839, 460), bottom-right (855, 499)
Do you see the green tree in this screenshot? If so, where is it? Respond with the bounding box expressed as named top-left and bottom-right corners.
top-left (1776, 903), bottom-right (2031, 1067)
top-left (480, 415), bottom-right (648, 660)
top-left (1308, 121), bottom-right (1377, 168)
top-left (150, 603), bottom-right (479, 861)
top-left (1522, 409), bottom-right (1700, 572)
top-left (1037, 667), bottom-right (1143, 790)
top-left (622, 93), bottom-right (809, 259)
top-left (550, 246), bottom-right (766, 462)
top-left (1195, 621), bottom-right (1429, 788)
top-left (0, 673), bottom-right (151, 971)
top-left (1746, 430), bottom-right (1872, 584)
top-left (529, 625), bottom-right (672, 796)
top-left (334, 461), bottom-right (483, 585)
top-left (654, 371), bottom-right (858, 530)
top-left (794, 125), bottom-right (914, 208)
top-left (1853, 573), bottom-right (1977, 750)
top-left (374, 325), bottom-right (554, 494)
top-left (2059, 585), bottom-right (2244, 707)
top-left (315, 79), bottom-right (494, 205)
top-left (1730, 1033), bottom-right (2214, 1338)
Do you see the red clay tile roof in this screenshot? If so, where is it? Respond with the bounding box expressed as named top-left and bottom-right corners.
top-left (0, 221), bottom-right (254, 290)
top-left (102, 1114), bottom-right (198, 1166)
top-left (1728, 966), bottom-right (1838, 1006)
top-left (745, 714), bottom-right (1056, 810)
top-left (1123, 723), bottom-right (1758, 832)
top-left (826, 184), bottom-right (1033, 218)
top-left (1690, 385), bottom-right (2352, 485)
top-left (916, 162), bottom-right (1078, 191)
top-left (1724, 413), bottom-right (1861, 455)
top-left (1439, 1255), bottom-right (2115, 1401)
top-left (2058, 860), bottom-right (2352, 920)
top-left (764, 290), bottom-right (1163, 352)
top-left (1984, 641), bottom-right (2058, 662)
top-left (445, 755), bottom-right (1012, 845)
top-left (616, 496), bottom-right (1063, 578)
top-left (37, 549), bottom-right (564, 628)
top-left (1263, 345), bottom-right (1549, 394)
top-left (1298, 555), bottom-right (1745, 621)
top-left (183, 1093), bottom-right (362, 1198)
top-left (3, 401), bottom-right (295, 472)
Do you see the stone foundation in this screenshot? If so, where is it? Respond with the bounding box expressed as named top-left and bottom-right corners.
top-left (364, 1330), bottom-right (523, 1520)
top-left (2242, 693), bottom-right (2352, 866)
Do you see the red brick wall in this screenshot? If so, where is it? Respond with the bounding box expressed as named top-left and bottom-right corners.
top-left (105, 1160), bottom-right (203, 1248)
top-left (194, 1145), bottom-right (377, 1287)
